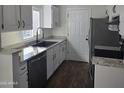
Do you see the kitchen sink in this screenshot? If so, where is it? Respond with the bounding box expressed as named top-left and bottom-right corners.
top-left (32, 41), bottom-right (57, 47)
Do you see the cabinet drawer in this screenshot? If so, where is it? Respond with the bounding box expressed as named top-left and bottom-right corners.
top-left (19, 71), bottom-right (28, 88)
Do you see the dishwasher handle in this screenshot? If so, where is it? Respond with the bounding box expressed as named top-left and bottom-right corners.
top-left (30, 55), bottom-right (46, 63)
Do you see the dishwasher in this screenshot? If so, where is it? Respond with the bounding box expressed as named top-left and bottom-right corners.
top-left (27, 51), bottom-right (47, 88)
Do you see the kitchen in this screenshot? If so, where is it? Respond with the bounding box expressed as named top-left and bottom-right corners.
top-left (0, 5), bottom-right (124, 88)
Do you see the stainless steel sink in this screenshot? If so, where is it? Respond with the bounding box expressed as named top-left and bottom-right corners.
top-left (32, 41), bottom-right (57, 47)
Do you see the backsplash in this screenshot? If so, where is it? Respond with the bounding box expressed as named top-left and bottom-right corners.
top-left (1, 31), bottom-right (22, 47)
top-left (1, 29), bottom-right (53, 48)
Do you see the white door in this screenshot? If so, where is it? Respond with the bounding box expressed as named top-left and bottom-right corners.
top-left (67, 8), bottom-right (90, 62)
top-left (20, 5), bottom-right (32, 30)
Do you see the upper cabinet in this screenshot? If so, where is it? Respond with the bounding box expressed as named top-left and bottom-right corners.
top-left (53, 6), bottom-right (60, 27)
top-left (42, 5), bottom-right (53, 28)
top-left (42, 5), bottom-right (59, 28)
top-left (0, 6), bottom-right (2, 31)
top-left (2, 5), bottom-right (19, 31)
top-left (1, 5), bottom-right (32, 32)
top-left (20, 5), bottom-right (32, 30)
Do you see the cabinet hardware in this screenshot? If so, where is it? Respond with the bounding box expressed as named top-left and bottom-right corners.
top-left (53, 54), bottom-right (54, 60)
top-left (21, 67), bottom-right (26, 70)
top-left (67, 13), bottom-right (69, 18)
top-left (18, 20), bottom-right (20, 28)
top-left (1, 24), bottom-right (4, 29)
top-left (62, 47), bottom-right (64, 51)
top-left (54, 54), bottom-right (56, 59)
top-left (22, 20), bottom-right (25, 28)
top-left (31, 55), bottom-right (46, 63)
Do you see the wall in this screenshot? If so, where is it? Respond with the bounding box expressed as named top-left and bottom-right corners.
top-left (52, 5), bottom-right (107, 36)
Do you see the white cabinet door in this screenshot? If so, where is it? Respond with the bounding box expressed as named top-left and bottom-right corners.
top-left (46, 41), bottom-right (66, 79)
top-left (119, 6), bottom-right (124, 36)
top-left (0, 6), bottom-right (2, 31)
top-left (47, 48), bottom-right (54, 79)
top-left (2, 5), bottom-right (20, 31)
top-left (53, 6), bottom-right (59, 27)
top-left (59, 41), bottom-right (66, 65)
top-left (19, 71), bottom-right (28, 88)
top-left (20, 5), bottom-right (32, 30)
top-left (53, 44), bottom-right (60, 71)
top-left (42, 5), bottom-right (53, 28)
top-left (95, 65), bottom-right (124, 88)
top-left (0, 6), bottom-right (2, 49)
top-left (59, 43), bottom-right (63, 65)
top-left (61, 41), bottom-right (66, 63)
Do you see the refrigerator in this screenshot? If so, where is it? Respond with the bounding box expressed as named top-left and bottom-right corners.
top-left (88, 17), bottom-right (120, 81)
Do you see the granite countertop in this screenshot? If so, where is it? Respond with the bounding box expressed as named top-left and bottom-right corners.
top-left (94, 45), bottom-right (121, 51)
top-left (0, 36), bottom-right (67, 61)
top-left (92, 56), bottom-right (124, 68)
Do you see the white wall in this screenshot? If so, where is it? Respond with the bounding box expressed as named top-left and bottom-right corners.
top-left (52, 5), bottom-right (106, 36)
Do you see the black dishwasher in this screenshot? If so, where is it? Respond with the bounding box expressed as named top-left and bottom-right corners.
top-left (27, 51), bottom-right (47, 88)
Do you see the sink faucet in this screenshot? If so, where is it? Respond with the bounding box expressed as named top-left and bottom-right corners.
top-left (36, 27), bottom-right (44, 43)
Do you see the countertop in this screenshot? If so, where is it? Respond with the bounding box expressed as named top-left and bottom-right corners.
top-left (0, 36), bottom-right (67, 61)
top-left (92, 56), bottom-right (124, 68)
top-left (94, 45), bottom-right (121, 51)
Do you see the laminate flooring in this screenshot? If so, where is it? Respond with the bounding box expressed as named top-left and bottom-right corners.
top-left (46, 60), bottom-right (94, 88)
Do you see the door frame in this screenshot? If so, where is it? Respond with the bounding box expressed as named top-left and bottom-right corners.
top-left (66, 8), bottom-right (91, 62)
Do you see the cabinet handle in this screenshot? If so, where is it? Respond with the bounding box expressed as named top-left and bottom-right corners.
top-left (18, 20), bottom-right (20, 28)
top-left (62, 47), bottom-right (64, 51)
top-left (22, 20), bottom-right (25, 28)
top-left (54, 54), bottom-right (56, 59)
top-left (53, 54), bottom-right (56, 60)
top-left (53, 54), bottom-right (54, 60)
top-left (20, 67), bottom-right (26, 71)
top-left (30, 55), bottom-right (46, 63)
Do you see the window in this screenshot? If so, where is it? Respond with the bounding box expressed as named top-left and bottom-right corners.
top-left (22, 7), bottom-right (41, 40)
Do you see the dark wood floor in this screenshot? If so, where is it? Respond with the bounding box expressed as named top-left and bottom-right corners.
top-left (46, 60), bottom-right (94, 88)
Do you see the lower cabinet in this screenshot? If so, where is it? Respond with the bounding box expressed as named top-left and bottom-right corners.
top-left (18, 62), bottom-right (28, 88)
top-left (59, 41), bottom-right (66, 65)
top-left (47, 40), bottom-right (66, 79)
top-left (95, 65), bottom-right (124, 88)
top-left (53, 44), bottom-right (60, 71)
top-left (19, 71), bottom-right (28, 88)
top-left (47, 48), bottom-right (54, 79)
